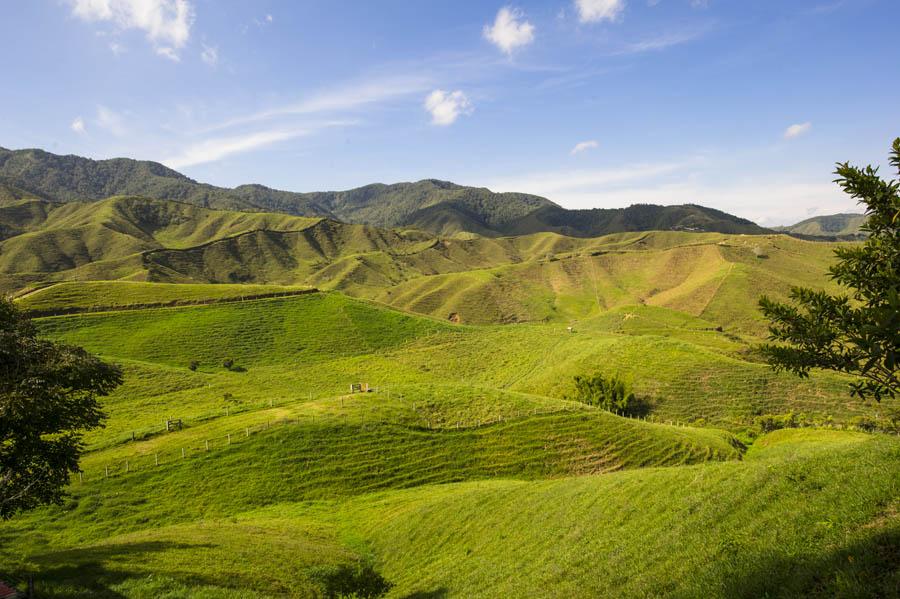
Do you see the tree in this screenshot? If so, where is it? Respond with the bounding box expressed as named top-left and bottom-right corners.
top-left (759, 138), bottom-right (900, 401)
top-left (571, 373), bottom-right (636, 413)
top-left (0, 298), bottom-right (122, 519)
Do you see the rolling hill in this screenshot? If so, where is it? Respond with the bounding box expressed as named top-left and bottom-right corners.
top-left (2, 195), bottom-right (844, 335)
top-left (1, 291), bottom-right (897, 597)
top-left (0, 147), bottom-right (771, 237)
top-left (775, 213), bottom-right (868, 239)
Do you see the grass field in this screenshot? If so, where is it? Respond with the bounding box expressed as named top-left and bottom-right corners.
top-left (2, 250), bottom-right (896, 597)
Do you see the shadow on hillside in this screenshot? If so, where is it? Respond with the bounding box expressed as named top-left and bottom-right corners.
top-left (20, 540), bottom-right (217, 598)
top-left (715, 527), bottom-right (899, 598)
top-left (401, 588), bottom-right (448, 599)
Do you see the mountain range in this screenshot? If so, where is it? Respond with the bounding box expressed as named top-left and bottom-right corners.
top-left (0, 146), bottom-right (770, 238)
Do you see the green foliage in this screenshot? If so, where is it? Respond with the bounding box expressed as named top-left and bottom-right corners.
top-left (188, 360), bottom-right (199, 371)
top-left (760, 138), bottom-right (900, 401)
top-left (0, 297), bottom-right (122, 519)
top-left (308, 560), bottom-right (393, 598)
top-left (571, 373), bottom-right (637, 414)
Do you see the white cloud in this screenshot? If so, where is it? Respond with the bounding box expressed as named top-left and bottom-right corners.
top-left (483, 7), bottom-right (535, 55)
top-left (163, 129), bottom-right (307, 169)
top-left (155, 46), bottom-right (180, 61)
top-left (571, 140), bottom-right (599, 155)
top-left (424, 90), bottom-right (473, 126)
top-left (575, 0), bottom-right (626, 23)
top-left (71, 0), bottom-right (194, 59)
top-left (784, 122), bottom-right (812, 139)
top-left (71, 117), bottom-right (86, 134)
top-left (205, 74), bottom-right (432, 133)
top-left (163, 121), bottom-right (354, 169)
top-left (108, 41), bottom-right (125, 54)
top-left (95, 105), bottom-right (129, 136)
top-left (614, 29), bottom-right (704, 54)
top-left (265, 14), bottom-right (273, 23)
top-left (201, 43), bottom-right (218, 67)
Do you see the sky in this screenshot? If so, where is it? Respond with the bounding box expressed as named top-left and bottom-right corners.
top-left (1, 0), bottom-right (899, 226)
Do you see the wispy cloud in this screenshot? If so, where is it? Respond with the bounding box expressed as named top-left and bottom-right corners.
top-left (95, 105), bottom-right (129, 136)
top-left (205, 74), bottom-right (433, 133)
top-left (70, 0), bottom-right (194, 60)
top-left (424, 90), bottom-right (473, 126)
top-left (613, 28), bottom-right (706, 54)
top-left (163, 124), bottom-right (350, 169)
top-left (575, 0), bottom-right (626, 24)
top-left (784, 122), bottom-right (812, 139)
top-left (483, 7), bottom-right (536, 55)
top-left (71, 117), bottom-right (86, 134)
top-left (201, 43), bottom-right (218, 67)
top-left (155, 46), bottom-right (180, 62)
top-left (485, 162), bottom-right (686, 203)
top-left (570, 140), bottom-right (599, 155)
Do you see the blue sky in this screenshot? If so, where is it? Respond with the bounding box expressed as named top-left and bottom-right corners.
top-left (1, 0), bottom-right (898, 225)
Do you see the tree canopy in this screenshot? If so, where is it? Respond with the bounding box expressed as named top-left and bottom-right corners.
top-left (0, 297), bottom-right (122, 519)
top-left (759, 138), bottom-right (900, 401)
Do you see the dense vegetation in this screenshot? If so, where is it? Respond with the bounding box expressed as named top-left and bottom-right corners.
top-left (0, 298), bottom-right (121, 519)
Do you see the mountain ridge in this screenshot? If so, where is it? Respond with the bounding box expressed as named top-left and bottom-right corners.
top-left (0, 146), bottom-right (770, 237)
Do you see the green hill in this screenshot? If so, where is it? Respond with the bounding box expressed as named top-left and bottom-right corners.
top-left (0, 147), bottom-right (772, 237)
top-left (0, 291), bottom-right (897, 597)
top-left (3, 196), bottom-right (847, 335)
top-left (775, 213), bottom-right (868, 239)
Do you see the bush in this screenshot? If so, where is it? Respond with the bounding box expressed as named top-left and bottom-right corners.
top-left (223, 358), bottom-right (234, 370)
top-left (188, 360), bottom-right (199, 371)
top-left (570, 373), bottom-right (637, 415)
top-left (850, 415), bottom-right (877, 432)
top-left (755, 413), bottom-right (803, 433)
top-left (308, 560), bottom-right (393, 598)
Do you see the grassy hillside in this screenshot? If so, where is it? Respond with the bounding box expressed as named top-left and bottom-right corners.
top-left (3, 197), bottom-right (844, 336)
top-left (1, 288), bottom-right (897, 597)
top-left (776, 212), bottom-right (869, 239)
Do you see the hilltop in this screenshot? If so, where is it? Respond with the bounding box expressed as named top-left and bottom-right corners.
top-left (0, 147), bottom-right (770, 237)
top-left (775, 213), bottom-right (868, 240)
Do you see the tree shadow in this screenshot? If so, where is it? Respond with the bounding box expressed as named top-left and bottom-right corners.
top-left (14, 540), bottom-right (217, 598)
top-left (401, 588), bottom-right (449, 599)
top-left (715, 527), bottom-right (900, 598)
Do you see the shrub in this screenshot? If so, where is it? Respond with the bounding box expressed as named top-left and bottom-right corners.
top-left (570, 373), bottom-right (636, 414)
top-left (223, 358), bottom-right (234, 370)
top-left (308, 560), bottom-right (393, 598)
top-left (188, 360), bottom-right (199, 371)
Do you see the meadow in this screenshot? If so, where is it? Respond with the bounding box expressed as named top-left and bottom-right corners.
top-left (1, 287), bottom-right (897, 597)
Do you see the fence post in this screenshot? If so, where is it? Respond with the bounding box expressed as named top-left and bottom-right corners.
top-left (125, 460), bottom-right (129, 473)
top-left (182, 447), bottom-right (186, 458)
top-left (79, 471), bottom-right (83, 483)
top-left (205, 440), bottom-right (209, 451)
top-left (105, 465), bottom-right (109, 478)
top-left (131, 431), bottom-right (135, 441)
top-left (227, 433), bottom-right (231, 445)
top-left (246, 427), bottom-right (250, 437)
top-left (154, 453), bottom-right (159, 466)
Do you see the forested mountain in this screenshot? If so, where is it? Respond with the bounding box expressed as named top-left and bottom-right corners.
top-left (775, 213), bottom-right (868, 239)
top-left (0, 147), bottom-right (771, 237)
